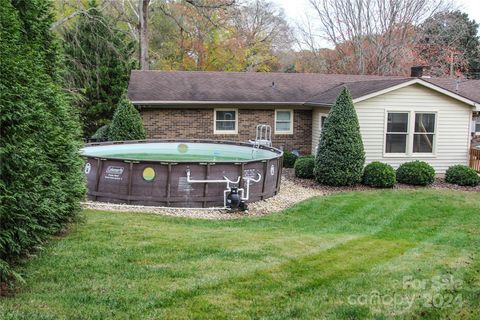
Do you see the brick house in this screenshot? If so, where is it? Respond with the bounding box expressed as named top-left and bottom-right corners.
top-left (128, 70), bottom-right (480, 173)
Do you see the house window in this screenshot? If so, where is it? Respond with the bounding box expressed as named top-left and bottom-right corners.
top-left (321, 116), bottom-right (327, 128)
top-left (413, 113), bottom-right (436, 153)
top-left (385, 112), bottom-right (409, 153)
top-left (476, 120), bottom-right (480, 133)
top-left (275, 110), bottom-right (293, 134)
top-left (214, 109), bottom-right (237, 134)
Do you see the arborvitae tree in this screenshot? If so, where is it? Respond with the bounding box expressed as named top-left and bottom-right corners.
top-left (108, 96), bottom-right (146, 141)
top-left (62, 0), bottom-right (135, 137)
top-left (314, 88), bottom-right (365, 186)
top-left (0, 0), bottom-right (85, 283)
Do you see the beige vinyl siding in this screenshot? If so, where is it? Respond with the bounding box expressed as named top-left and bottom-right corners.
top-left (311, 107), bottom-right (331, 154)
top-left (355, 84), bottom-right (472, 174)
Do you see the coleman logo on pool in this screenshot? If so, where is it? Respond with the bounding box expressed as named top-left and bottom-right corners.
top-left (84, 163), bottom-right (91, 175)
top-left (105, 166), bottom-right (124, 180)
top-left (270, 164), bottom-right (275, 176)
top-left (243, 169), bottom-right (261, 182)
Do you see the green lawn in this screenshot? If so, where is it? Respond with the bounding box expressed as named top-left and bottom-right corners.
top-left (1, 190), bottom-right (479, 319)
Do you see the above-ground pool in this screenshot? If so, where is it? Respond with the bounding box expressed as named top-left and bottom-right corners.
top-left (81, 140), bottom-right (283, 208)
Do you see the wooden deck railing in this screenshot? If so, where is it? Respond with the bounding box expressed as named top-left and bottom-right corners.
top-left (469, 147), bottom-right (480, 172)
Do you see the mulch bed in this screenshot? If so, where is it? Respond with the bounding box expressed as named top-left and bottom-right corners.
top-left (282, 168), bottom-right (480, 193)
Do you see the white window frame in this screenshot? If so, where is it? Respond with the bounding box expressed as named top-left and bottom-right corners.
top-left (214, 108), bottom-right (238, 134)
top-left (383, 110), bottom-right (438, 158)
top-left (275, 109), bottom-right (294, 134)
top-left (384, 111), bottom-right (410, 156)
top-left (412, 112), bottom-right (437, 155)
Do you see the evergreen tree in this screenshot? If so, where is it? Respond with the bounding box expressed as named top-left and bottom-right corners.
top-left (62, 0), bottom-right (135, 137)
top-left (314, 88), bottom-right (365, 186)
top-left (0, 0), bottom-right (85, 283)
top-left (108, 96), bottom-right (146, 141)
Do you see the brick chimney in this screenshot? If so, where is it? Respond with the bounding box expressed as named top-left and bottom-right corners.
top-left (410, 66), bottom-right (432, 78)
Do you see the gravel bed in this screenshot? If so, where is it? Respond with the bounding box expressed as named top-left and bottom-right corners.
top-left (83, 169), bottom-right (478, 220)
top-left (82, 178), bottom-right (324, 220)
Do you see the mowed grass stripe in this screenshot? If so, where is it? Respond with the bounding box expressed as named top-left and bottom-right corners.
top-left (0, 189), bottom-right (479, 320)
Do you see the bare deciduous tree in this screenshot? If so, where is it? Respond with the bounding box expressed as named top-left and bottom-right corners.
top-left (302, 0), bottom-right (451, 75)
top-left (232, 0), bottom-right (292, 71)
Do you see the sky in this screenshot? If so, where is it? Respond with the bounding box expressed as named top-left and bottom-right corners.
top-left (272, 0), bottom-right (480, 26)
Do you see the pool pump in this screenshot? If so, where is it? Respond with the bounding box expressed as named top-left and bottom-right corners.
top-left (226, 188), bottom-right (248, 211)
top-left (186, 169), bottom-right (260, 211)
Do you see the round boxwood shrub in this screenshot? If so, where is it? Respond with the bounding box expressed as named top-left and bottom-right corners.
top-left (445, 165), bottom-right (479, 186)
top-left (396, 161), bottom-right (435, 186)
top-left (283, 150), bottom-right (298, 168)
top-left (294, 156), bottom-right (315, 179)
top-left (362, 162), bottom-right (396, 188)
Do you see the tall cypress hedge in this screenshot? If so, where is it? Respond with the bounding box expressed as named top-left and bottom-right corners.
top-left (108, 96), bottom-right (147, 141)
top-left (314, 87), bottom-right (365, 186)
top-left (0, 0), bottom-right (85, 283)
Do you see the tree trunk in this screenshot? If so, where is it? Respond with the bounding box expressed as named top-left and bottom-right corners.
top-left (139, 0), bottom-right (149, 70)
top-left (450, 51), bottom-right (454, 78)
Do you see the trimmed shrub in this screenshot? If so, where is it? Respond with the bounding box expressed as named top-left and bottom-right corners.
top-left (294, 156), bottom-right (315, 179)
top-left (91, 124), bottom-right (110, 141)
top-left (314, 87), bottom-right (365, 186)
top-left (396, 161), bottom-right (435, 186)
top-left (283, 150), bottom-right (298, 168)
top-left (108, 95), bottom-right (146, 141)
top-left (362, 162), bottom-right (396, 188)
top-left (1, 0), bottom-right (85, 283)
top-left (445, 165), bottom-right (479, 186)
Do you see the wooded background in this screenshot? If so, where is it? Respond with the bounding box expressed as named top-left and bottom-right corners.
top-left (51, 0), bottom-right (480, 136)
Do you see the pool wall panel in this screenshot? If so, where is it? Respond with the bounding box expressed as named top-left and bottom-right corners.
top-left (83, 140), bottom-right (283, 208)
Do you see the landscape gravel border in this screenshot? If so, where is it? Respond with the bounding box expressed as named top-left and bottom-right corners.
top-left (83, 178), bottom-right (324, 220)
top-left (83, 168), bottom-right (479, 220)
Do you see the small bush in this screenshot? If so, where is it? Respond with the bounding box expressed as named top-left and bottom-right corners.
top-left (445, 165), bottom-right (479, 186)
top-left (396, 161), bottom-right (435, 186)
top-left (283, 150), bottom-right (298, 168)
top-left (91, 124), bottom-right (110, 141)
top-left (362, 162), bottom-right (396, 188)
top-left (294, 156), bottom-right (315, 179)
top-left (108, 95), bottom-right (146, 141)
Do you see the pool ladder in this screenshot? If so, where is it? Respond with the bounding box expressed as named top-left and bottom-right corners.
top-left (250, 124), bottom-right (272, 151)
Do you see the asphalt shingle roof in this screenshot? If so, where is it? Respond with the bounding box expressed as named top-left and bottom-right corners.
top-left (127, 70), bottom-right (480, 105)
top-left (305, 79), bottom-right (413, 105)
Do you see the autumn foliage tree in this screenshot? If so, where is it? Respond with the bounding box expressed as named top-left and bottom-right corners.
top-left (147, 0), bottom-right (291, 72)
top-left (414, 11), bottom-right (480, 78)
top-left (300, 0), bottom-right (448, 75)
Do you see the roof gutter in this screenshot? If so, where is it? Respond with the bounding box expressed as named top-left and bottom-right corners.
top-left (304, 102), bottom-right (334, 107)
top-left (130, 100), bottom-right (306, 106)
